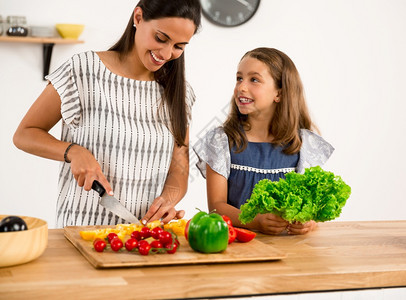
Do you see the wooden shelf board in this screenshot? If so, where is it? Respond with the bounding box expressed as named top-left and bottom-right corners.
top-left (0, 36), bottom-right (84, 44)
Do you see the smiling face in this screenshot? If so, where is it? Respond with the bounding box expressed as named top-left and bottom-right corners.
top-left (133, 7), bottom-right (196, 74)
top-left (234, 56), bottom-right (280, 118)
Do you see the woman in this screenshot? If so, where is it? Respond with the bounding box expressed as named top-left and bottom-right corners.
top-left (13, 0), bottom-right (202, 227)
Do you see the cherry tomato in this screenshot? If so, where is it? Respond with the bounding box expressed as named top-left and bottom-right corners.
top-left (234, 227), bottom-right (256, 243)
top-left (131, 230), bottom-right (141, 240)
top-left (125, 238), bottom-right (138, 251)
top-left (228, 225), bottom-right (237, 244)
top-left (137, 239), bottom-right (149, 248)
top-left (110, 238), bottom-right (123, 251)
top-left (150, 240), bottom-right (163, 253)
top-left (107, 232), bottom-right (118, 244)
top-left (139, 226), bottom-right (151, 239)
top-left (150, 226), bottom-right (164, 239)
top-left (93, 239), bottom-right (107, 252)
top-left (184, 219), bottom-right (191, 241)
top-left (165, 241), bottom-right (178, 254)
top-left (138, 243), bottom-right (151, 256)
top-left (158, 230), bottom-right (172, 245)
top-left (222, 215), bottom-right (233, 227)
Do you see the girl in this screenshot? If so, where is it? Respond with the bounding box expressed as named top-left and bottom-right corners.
top-left (13, 0), bottom-right (202, 227)
top-left (194, 48), bottom-right (334, 235)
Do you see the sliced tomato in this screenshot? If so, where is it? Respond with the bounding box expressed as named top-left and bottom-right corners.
top-left (228, 225), bottom-right (237, 244)
top-left (222, 215), bottom-right (233, 226)
top-left (234, 227), bottom-right (256, 243)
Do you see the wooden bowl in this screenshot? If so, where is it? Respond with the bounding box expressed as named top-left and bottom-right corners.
top-left (0, 215), bottom-right (48, 267)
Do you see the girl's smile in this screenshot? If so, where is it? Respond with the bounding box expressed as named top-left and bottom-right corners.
top-left (238, 96), bottom-right (254, 104)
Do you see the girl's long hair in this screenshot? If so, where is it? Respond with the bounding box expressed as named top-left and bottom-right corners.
top-left (223, 47), bottom-right (314, 154)
top-left (109, 0), bottom-right (201, 146)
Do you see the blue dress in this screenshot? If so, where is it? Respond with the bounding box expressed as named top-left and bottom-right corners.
top-left (193, 127), bottom-right (334, 209)
top-left (228, 142), bottom-right (299, 208)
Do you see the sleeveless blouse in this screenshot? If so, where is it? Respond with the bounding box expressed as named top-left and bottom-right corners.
top-left (46, 51), bottom-right (195, 227)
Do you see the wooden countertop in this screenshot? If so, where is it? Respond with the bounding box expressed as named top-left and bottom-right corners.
top-left (1, 221), bottom-right (406, 299)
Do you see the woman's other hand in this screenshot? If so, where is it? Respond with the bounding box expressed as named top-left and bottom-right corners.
top-left (255, 213), bottom-right (289, 235)
top-left (141, 193), bottom-right (184, 224)
top-left (67, 144), bottom-right (113, 196)
top-left (286, 220), bottom-right (317, 235)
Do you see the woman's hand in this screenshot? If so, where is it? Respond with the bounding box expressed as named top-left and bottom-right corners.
top-left (141, 194), bottom-right (184, 224)
top-left (255, 213), bottom-right (289, 235)
top-left (67, 144), bottom-right (113, 196)
top-left (286, 220), bottom-right (317, 235)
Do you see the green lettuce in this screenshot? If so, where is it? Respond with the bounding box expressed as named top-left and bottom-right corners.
top-left (238, 166), bottom-right (351, 224)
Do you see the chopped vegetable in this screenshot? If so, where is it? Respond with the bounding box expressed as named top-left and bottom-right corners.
top-left (234, 228), bottom-right (256, 242)
top-left (239, 166), bottom-right (351, 224)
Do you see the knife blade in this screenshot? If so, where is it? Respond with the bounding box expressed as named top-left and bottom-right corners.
top-left (92, 181), bottom-right (142, 225)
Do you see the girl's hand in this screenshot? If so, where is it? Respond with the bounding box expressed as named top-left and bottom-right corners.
top-left (67, 144), bottom-right (113, 196)
top-left (255, 213), bottom-right (289, 235)
top-left (286, 220), bottom-right (317, 235)
top-left (141, 195), bottom-right (184, 224)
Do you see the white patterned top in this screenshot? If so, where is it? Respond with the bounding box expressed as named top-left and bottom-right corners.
top-left (46, 51), bottom-right (195, 227)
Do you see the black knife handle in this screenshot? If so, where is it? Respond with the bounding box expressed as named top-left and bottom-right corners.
top-left (91, 180), bottom-right (106, 197)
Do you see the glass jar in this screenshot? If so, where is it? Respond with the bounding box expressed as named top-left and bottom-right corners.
top-left (6, 16), bottom-right (28, 37)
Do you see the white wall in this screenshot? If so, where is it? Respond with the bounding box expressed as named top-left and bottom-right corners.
top-left (1, 0), bottom-right (405, 228)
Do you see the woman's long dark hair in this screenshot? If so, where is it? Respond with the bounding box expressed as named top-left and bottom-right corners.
top-left (109, 0), bottom-right (201, 146)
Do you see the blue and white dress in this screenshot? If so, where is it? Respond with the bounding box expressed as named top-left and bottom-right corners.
top-left (193, 127), bottom-right (334, 208)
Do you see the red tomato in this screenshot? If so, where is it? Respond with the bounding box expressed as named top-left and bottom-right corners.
top-left (110, 238), bottom-right (123, 251)
top-left (221, 215), bottom-right (236, 244)
top-left (150, 227), bottom-right (164, 239)
top-left (93, 239), bottom-right (106, 252)
top-left (228, 225), bottom-right (237, 244)
top-left (150, 240), bottom-right (163, 253)
top-left (165, 241), bottom-right (178, 254)
top-left (139, 226), bottom-right (151, 239)
top-left (131, 230), bottom-right (141, 240)
top-left (125, 238), bottom-right (138, 251)
top-left (137, 239), bottom-right (149, 248)
top-left (234, 227), bottom-right (256, 243)
top-left (158, 230), bottom-right (172, 245)
top-left (138, 243), bottom-right (151, 256)
top-left (184, 219), bottom-right (191, 241)
top-left (107, 232), bottom-right (118, 244)
top-left (222, 215), bottom-right (233, 226)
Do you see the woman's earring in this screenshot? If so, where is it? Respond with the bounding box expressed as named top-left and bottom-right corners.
top-left (133, 24), bottom-right (137, 29)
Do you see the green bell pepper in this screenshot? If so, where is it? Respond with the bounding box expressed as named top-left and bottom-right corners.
top-left (187, 211), bottom-right (229, 253)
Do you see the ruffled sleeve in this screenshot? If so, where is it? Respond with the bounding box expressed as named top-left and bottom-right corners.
top-left (45, 55), bottom-right (81, 128)
top-left (193, 127), bottom-right (231, 179)
top-left (296, 129), bottom-right (335, 173)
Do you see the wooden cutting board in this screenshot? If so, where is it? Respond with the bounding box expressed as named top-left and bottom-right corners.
top-left (64, 226), bottom-right (286, 269)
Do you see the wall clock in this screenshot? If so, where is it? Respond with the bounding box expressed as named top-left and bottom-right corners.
top-left (200, 0), bottom-right (261, 27)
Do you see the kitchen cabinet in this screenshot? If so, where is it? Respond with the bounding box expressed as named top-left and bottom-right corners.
top-left (0, 36), bottom-right (84, 79)
top-left (0, 220), bottom-right (405, 299)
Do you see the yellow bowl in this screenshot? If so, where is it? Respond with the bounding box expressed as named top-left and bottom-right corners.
top-left (55, 23), bottom-right (84, 39)
top-left (0, 215), bottom-right (48, 268)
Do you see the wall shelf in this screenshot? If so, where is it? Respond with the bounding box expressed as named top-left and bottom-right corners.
top-left (0, 36), bottom-right (84, 80)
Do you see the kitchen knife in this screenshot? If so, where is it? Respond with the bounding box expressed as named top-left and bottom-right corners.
top-left (92, 181), bottom-right (142, 225)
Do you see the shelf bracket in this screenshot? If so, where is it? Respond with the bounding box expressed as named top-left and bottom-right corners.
top-left (43, 43), bottom-right (55, 80)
